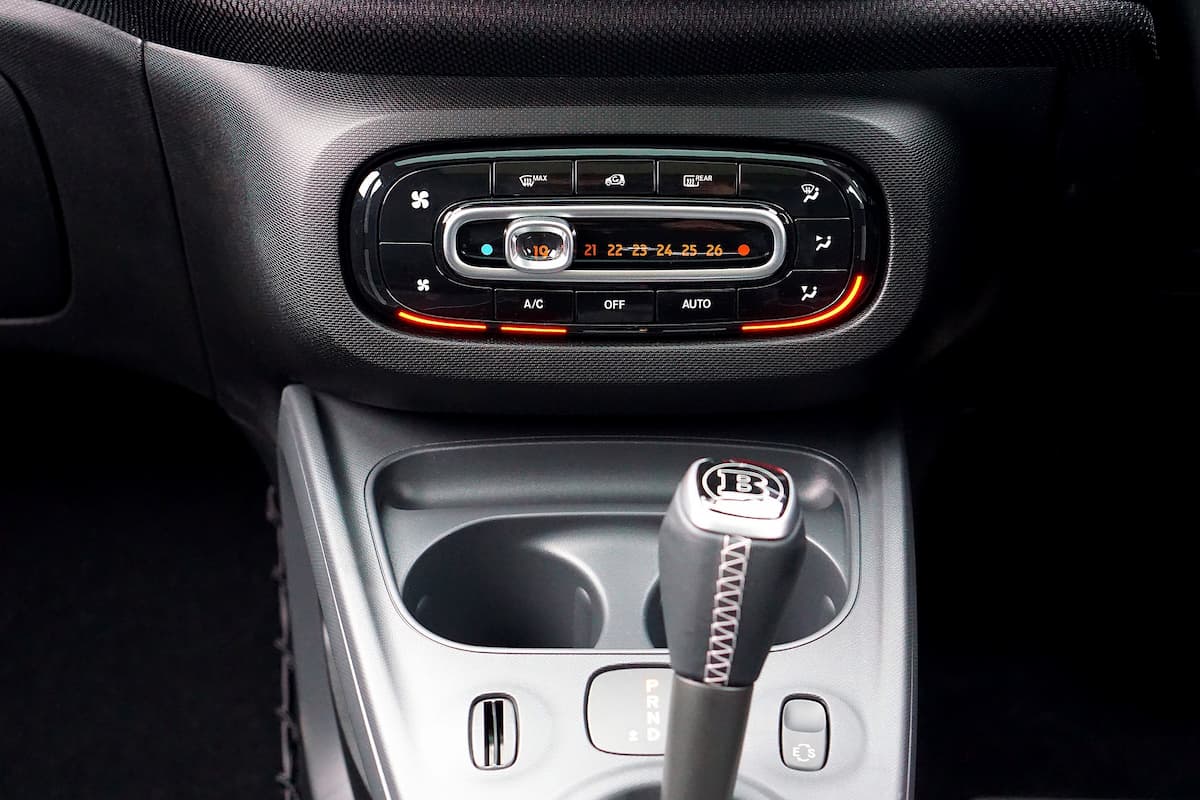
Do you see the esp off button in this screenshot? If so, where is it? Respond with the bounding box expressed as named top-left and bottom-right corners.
top-left (576, 291), bottom-right (654, 324)
top-left (781, 697), bottom-right (829, 771)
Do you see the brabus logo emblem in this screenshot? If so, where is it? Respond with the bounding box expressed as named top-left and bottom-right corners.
top-left (700, 462), bottom-right (787, 520)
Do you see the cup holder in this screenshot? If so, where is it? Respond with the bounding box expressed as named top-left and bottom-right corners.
top-left (643, 540), bottom-right (846, 648)
top-left (399, 512), bottom-right (848, 650)
top-left (402, 518), bottom-right (606, 649)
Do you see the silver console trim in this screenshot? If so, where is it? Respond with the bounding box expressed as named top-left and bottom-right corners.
top-left (441, 201), bottom-right (788, 283)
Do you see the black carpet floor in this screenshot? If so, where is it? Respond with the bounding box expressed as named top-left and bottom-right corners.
top-left (0, 361), bottom-right (278, 800)
top-left (910, 290), bottom-right (1200, 800)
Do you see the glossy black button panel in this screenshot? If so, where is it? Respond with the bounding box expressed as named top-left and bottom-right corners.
top-left (495, 289), bottom-right (575, 323)
top-left (456, 220), bottom-right (507, 263)
top-left (738, 271), bottom-right (850, 320)
top-left (494, 160), bottom-right (574, 196)
top-left (576, 161), bottom-right (655, 195)
top-left (576, 291), bottom-right (655, 324)
top-left (739, 164), bottom-right (849, 218)
top-left (379, 164), bottom-right (491, 243)
top-left (657, 161), bottom-right (738, 197)
top-left (379, 243), bottom-right (493, 319)
top-left (794, 219), bottom-right (853, 268)
top-left (354, 149), bottom-right (876, 336)
top-left (656, 289), bottom-right (737, 323)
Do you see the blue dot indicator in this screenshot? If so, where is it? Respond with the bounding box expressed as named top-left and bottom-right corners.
top-left (481, 243), bottom-right (494, 256)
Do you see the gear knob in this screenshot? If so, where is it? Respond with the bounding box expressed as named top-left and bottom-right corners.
top-left (658, 458), bottom-right (807, 800)
top-left (659, 458), bottom-right (806, 687)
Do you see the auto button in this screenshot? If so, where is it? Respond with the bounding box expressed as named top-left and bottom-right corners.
top-left (656, 289), bottom-right (737, 323)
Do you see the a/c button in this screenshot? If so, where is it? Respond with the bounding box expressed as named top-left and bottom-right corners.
top-left (656, 289), bottom-right (736, 323)
top-left (495, 289), bottom-right (574, 323)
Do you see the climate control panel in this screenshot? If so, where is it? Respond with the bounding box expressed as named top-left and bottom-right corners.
top-left (348, 148), bottom-right (879, 337)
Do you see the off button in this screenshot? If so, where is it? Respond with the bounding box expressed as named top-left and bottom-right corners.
top-left (656, 289), bottom-right (737, 323)
top-left (576, 291), bottom-right (654, 324)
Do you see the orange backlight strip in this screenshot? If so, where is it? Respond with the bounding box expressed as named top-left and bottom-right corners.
top-left (498, 324), bottom-right (569, 335)
top-left (741, 274), bottom-right (867, 333)
top-left (397, 274), bottom-right (866, 336)
top-left (395, 309), bottom-right (488, 332)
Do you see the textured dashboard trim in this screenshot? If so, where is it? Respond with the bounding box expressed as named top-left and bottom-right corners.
top-left (145, 46), bottom-right (957, 415)
top-left (47, 0), bottom-right (1157, 76)
top-left (0, 0), bottom-right (210, 395)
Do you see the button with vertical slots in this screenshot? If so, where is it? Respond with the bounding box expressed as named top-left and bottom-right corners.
top-left (470, 695), bottom-right (518, 769)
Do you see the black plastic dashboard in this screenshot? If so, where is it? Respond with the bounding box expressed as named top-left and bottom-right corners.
top-left (0, 0), bottom-right (1169, 430)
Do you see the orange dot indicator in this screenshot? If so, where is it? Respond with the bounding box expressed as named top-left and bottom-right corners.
top-left (737, 243), bottom-right (751, 257)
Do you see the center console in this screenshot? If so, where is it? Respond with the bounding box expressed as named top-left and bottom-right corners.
top-left (138, 48), bottom-right (951, 799)
top-left (277, 387), bottom-right (914, 800)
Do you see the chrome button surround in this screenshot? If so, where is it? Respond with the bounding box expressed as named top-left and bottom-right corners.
top-left (504, 217), bottom-right (574, 273)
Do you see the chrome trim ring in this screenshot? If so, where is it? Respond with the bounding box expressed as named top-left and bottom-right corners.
top-left (503, 217), bottom-right (574, 273)
top-left (442, 201), bottom-right (788, 283)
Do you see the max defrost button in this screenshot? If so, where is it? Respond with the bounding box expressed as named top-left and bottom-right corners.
top-left (586, 667), bottom-right (673, 755)
top-left (495, 289), bottom-right (574, 323)
top-left (576, 291), bottom-right (654, 324)
top-left (495, 160), bottom-right (573, 196)
top-left (656, 289), bottom-right (737, 323)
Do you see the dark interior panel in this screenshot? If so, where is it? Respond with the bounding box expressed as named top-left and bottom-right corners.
top-left (0, 73), bottom-right (66, 318)
top-left (0, 1), bottom-right (208, 394)
top-left (42, 0), bottom-right (1157, 75)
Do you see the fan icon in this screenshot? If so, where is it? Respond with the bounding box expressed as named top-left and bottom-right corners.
top-left (410, 189), bottom-right (430, 209)
top-left (416, 278), bottom-right (431, 292)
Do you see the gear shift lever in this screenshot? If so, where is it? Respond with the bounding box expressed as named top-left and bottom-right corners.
top-left (658, 458), bottom-right (806, 800)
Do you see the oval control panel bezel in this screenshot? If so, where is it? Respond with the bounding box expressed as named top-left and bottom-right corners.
top-left (347, 146), bottom-right (881, 338)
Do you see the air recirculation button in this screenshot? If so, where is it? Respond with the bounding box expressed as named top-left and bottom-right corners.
top-left (469, 695), bottom-right (518, 770)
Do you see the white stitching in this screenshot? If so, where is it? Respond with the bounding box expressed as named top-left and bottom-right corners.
top-left (703, 534), bottom-right (751, 685)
